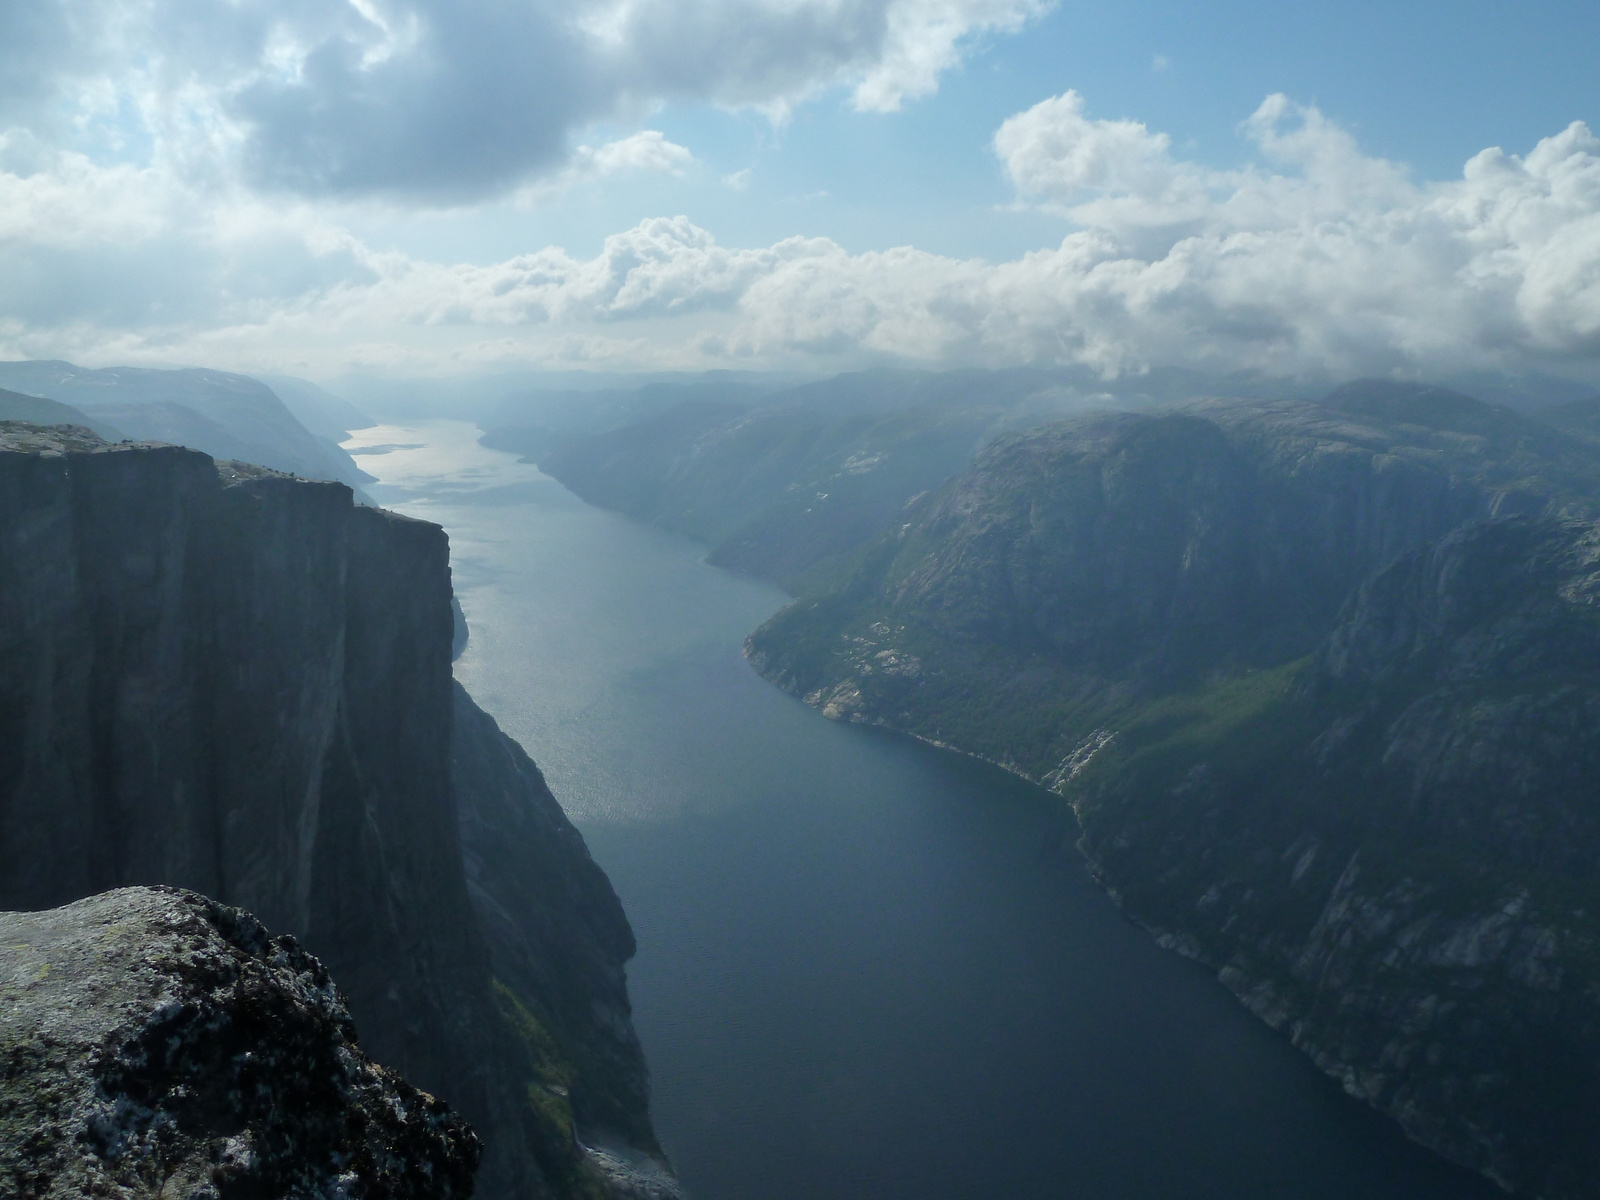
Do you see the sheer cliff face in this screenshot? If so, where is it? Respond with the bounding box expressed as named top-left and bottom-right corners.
top-left (452, 682), bottom-right (656, 1155)
top-left (742, 394), bottom-right (1600, 1197)
top-left (0, 426), bottom-right (473, 1080)
top-left (0, 423), bottom-right (666, 1200)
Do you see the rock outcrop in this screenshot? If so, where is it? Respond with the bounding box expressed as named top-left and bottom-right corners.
top-left (0, 421), bottom-right (671, 1199)
top-left (0, 886), bottom-right (479, 1200)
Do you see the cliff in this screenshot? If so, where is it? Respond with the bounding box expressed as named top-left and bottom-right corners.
top-left (452, 681), bottom-right (674, 1197)
top-left (742, 385), bottom-right (1600, 1195)
top-left (0, 886), bottom-right (479, 1199)
top-left (0, 421), bottom-right (670, 1199)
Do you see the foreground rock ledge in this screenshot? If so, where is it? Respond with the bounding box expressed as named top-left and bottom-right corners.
top-left (0, 886), bottom-right (480, 1199)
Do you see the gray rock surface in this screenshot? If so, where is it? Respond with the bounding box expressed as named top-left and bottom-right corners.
top-left (0, 422), bottom-right (670, 1200)
top-left (0, 885), bottom-right (478, 1200)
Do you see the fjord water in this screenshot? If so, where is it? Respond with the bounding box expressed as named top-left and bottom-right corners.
top-left (347, 421), bottom-right (1500, 1200)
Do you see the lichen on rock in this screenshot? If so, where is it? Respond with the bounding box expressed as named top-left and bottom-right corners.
top-left (0, 885), bottom-right (480, 1200)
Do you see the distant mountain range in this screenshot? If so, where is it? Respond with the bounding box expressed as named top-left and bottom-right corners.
top-left (0, 360), bottom-right (374, 493)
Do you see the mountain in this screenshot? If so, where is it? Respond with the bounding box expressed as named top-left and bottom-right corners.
top-left (524, 399), bottom-right (1047, 593)
top-left (74, 398), bottom-right (289, 467)
top-left (258, 372), bottom-right (379, 440)
top-left (483, 380), bottom-right (778, 460)
top-left (736, 382), bottom-right (1600, 1196)
top-left (508, 370), bottom-right (1466, 597)
top-left (0, 360), bottom-right (373, 492)
top-left (0, 422), bottom-right (672, 1200)
top-left (480, 364), bottom-right (1158, 486)
top-left (0, 386), bottom-right (124, 441)
top-left (1533, 393), bottom-right (1600, 440)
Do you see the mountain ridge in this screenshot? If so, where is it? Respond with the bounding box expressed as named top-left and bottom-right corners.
top-left (0, 360), bottom-right (373, 493)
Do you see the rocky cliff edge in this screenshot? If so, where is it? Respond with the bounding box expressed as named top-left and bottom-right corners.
top-left (0, 885), bottom-right (479, 1200)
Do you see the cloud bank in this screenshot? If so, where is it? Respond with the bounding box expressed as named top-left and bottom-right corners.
top-left (2, 81), bottom-right (1599, 382)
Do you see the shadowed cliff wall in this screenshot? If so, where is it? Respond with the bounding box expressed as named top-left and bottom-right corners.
top-left (0, 423), bottom-right (667, 1199)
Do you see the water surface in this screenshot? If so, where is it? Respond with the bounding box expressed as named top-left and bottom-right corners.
top-left (347, 420), bottom-right (1501, 1200)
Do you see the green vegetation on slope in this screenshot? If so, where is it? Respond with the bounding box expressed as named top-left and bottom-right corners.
top-left (744, 383), bottom-right (1600, 1197)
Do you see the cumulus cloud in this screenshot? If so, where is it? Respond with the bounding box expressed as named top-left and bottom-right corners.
top-left (0, 0), bottom-right (1047, 203)
top-left (514, 131), bottom-right (694, 203)
top-left (995, 90), bottom-right (1179, 200)
top-left (3, 94), bottom-right (1600, 382)
top-left (574, 132), bottom-right (694, 179)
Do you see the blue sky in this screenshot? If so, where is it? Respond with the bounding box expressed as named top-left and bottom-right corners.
top-left (1, 0), bottom-right (1598, 382)
top-left (365, 0), bottom-right (1600, 264)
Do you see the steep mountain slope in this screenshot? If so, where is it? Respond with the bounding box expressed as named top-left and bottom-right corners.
top-left (452, 681), bottom-right (661, 1167)
top-left (535, 400), bottom-right (1009, 592)
top-left (743, 385), bottom-right (1600, 1196)
top-left (0, 422), bottom-right (669, 1200)
top-left (258, 372), bottom-right (378, 440)
top-left (1057, 515), bottom-right (1600, 1197)
top-left (0, 360), bottom-right (372, 491)
top-left (749, 387), bottom-right (1600, 758)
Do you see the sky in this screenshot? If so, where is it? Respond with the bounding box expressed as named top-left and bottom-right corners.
top-left (1, 0), bottom-right (1598, 385)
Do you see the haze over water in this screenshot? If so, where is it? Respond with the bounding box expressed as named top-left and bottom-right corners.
top-left (346, 421), bottom-right (1501, 1200)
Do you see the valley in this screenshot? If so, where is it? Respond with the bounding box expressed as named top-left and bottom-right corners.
top-left (352, 417), bottom-right (1504, 1200)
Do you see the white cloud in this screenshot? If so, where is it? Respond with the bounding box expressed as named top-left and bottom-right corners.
top-left (995, 90), bottom-right (1183, 201)
top-left (2, 94), bottom-right (1599, 383)
top-left (850, 0), bottom-right (1051, 112)
top-left (515, 131), bottom-right (693, 203)
top-left (576, 132), bottom-right (694, 178)
top-left (0, 0), bottom-right (1051, 203)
